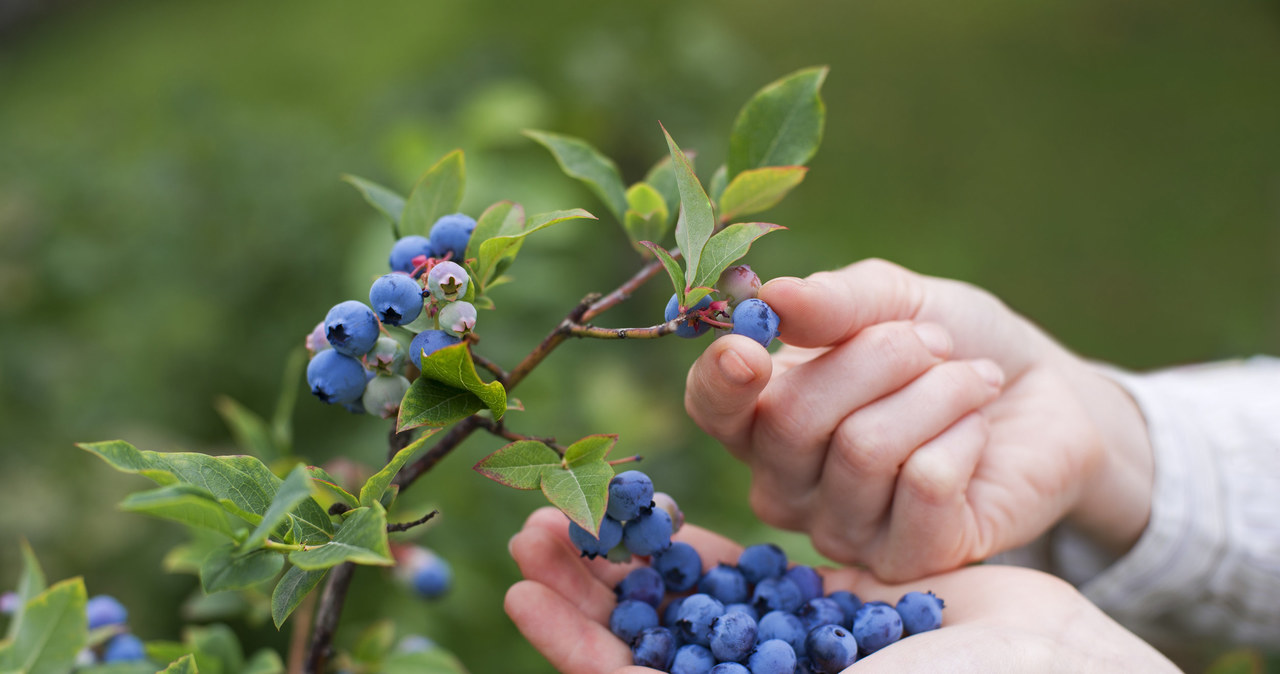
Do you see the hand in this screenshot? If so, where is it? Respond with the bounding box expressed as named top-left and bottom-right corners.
top-left (685, 259), bottom-right (1155, 581)
top-left (504, 507), bottom-right (1178, 673)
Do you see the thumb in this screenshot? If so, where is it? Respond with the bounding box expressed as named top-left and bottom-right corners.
top-left (761, 258), bottom-right (926, 349)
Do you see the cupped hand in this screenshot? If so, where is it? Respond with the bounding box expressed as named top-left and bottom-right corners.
top-left (504, 507), bottom-right (1177, 673)
top-left (684, 259), bottom-right (1155, 581)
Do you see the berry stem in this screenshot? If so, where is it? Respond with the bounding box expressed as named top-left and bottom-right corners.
top-left (607, 455), bottom-right (643, 466)
top-left (262, 540), bottom-right (308, 553)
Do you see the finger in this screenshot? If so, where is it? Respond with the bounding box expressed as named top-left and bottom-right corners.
top-left (509, 524), bottom-right (621, 624)
top-left (504, 580), bottom-right (636, 674)
top-left (743, 321), bottom-right (952, 527)
top-left (684, 335), bottom-right (773, 455)
top-left (520, 507), bottom-right (647, 589)
top-left (810, 359), bottom-right (1003, 560)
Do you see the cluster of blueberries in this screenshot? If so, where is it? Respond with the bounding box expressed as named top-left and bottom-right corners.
top-left (569, 472), bottom-right (945, 673)
top-left (667, 266), bottom-right (781, 349)
top-left (304, 214), bottom-right (480, 417)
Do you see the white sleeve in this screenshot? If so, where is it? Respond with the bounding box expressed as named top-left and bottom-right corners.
top-left (1042, 356), bottom-right (1280, 648)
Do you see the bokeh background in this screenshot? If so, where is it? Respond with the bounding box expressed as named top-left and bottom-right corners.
top-left (1, 0), bottom-right (1277, 671)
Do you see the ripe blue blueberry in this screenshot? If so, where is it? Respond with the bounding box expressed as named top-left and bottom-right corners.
top-left (826, 591), bottom-right (863, 628)
top-left (671, 644), bottom-right (716, 674)
top-left (616, 566), bottom-right (666, 608)
top-left (307, 350), bottom-right (369, 405)
top-left (709, 611), bottom-right (758, 663)
top-left (757, 611), bottom-right (807, 658)
top-left (697, 564), bottom-right (750, 605)
top-left (851, 602), bottom-right (903, 655)
top-left (675, 593), bottom-right (725, 647)
top-left (665, 293), bottom-right (713, 338)
top-left (410, 552), bottom-right (452, 599)
top-left (102, 633), bottom-right (147, 663)
top-left (610, 600), bottom-right (660, 644)
top-left (86, 595), bottom-right (128, 629)
top-left (783, 565), bottom-right (824, 603)
top-left (796, 598), bottom-right (845, 633)
top-left (896, 591), bottom-right (944, 635)
top-left (568, 515), bottom-right (623, 560)
top-left (622, 506), bottom-right (673, 556)
top-left (751, 576), bottom-right (804, 614)
top-left (630, 626), bottom-right (677, 670)
top-left (710, 663), bottom-right (750, 674)
top-left (747, 639), bottom-right (799, 674)
top-left (427, 261), bottom-right (470, 302)
top-left (389, 235), bottom-right (435, 274)
top-left (724, 603), bottom-right (759, 622)
top-left (409, 329), bottom-right (461, 369)
top-left (369, 273), bottom-right (424, 326)
top-left (729, 298), bottom-right (780, 348)
top-left (738, 543), bottom-right (787, 584)
top-left (362, 374), bottom-right (411, 419)
top-left (607, 470), bottom-right (655, 521)
top-left (804, 624), bottom-right (858, 673)
top-left (663, 596), bottom-right (687, 628)
top-left (428, 213), bottom-right (477, 261)
top-left (438, 300), bottom-right (477, 338)
top-left (653, 541), bottom-right (703, 593)
top-left (324, 300), bottom-right (381, 357)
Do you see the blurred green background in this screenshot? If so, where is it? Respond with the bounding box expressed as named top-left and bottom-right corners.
top-left (1, 0), bottom-right (1276, 671)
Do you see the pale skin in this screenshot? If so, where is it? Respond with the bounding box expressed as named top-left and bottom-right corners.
top-left (504, 507), bottom-right (1179, 673)
top-left (684, 259), bottom-right (1157, 581)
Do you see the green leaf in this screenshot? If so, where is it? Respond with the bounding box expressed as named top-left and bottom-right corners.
top-left (524, 130), bottom-right (627, 223)
top-left (466, 201), bottom-right (524, 279)
top-left (623, 183), bottom-right (670, 254)
top-left (145, 642), bottom-right (194, 669)
top-left (683, 286), bottom-right (716, 310)
top-left (163, 530), bottom-right (229, 575)
top-left (360, 431), bottom-right (437, 508)
top-left (661, 125), bottom-right (715, 289)
top-left (382, 647), bottom-right (469, 674)
top-left (242, 649), bottom-right (284, 674)
top-left (5, 540), bottom-right (47, 641)
top-left (214, 396), bottom-right (277, 464)
top-left (400, 342), bottom-right (506, 430)
top-left (242, 464), bottom-right (314, 551)
top-left (270, 347), bottom-right (306, 454)
top-left (727, 66), bottom-right (829, 179)
top-left (563, 435), bottom-right (616, 466)
top-left (474, 208), bottom-right (596, 295)
top-left (342, 174), bottom-right (407, 237)
top-left (270, 566), bottom-right (327, 629)
top-left (199, 545), bottom-right (284, 594)
top-left (397, 380), bottom-right (486, 431)
top-left (158, 654), bottom-right (199, 674)
top-left (1, 578), bottom-right (87, 674)
top-left (351, 620), bottom-right (396, 665)
top-left (718, 166), bottom-right (806, 222)
top-left (473, 441), bottom-right (562, 490)
top-left (306, 466), bottom-right (359, 510)
top-left (185, 624), bottom-right (242, 674)
top-left (643, 154), bottom-right (690, 228)
top-left (708, 164), bottom-right (729, 206)
top-left (541, 461), bottom-right (613, 537)
top-left (400, 150), bottom-right (465, 238)
top-left (638, 242), bottom-right (686, 305)
top-left (289, 505), bottom-right (393, 570)
top-left (120, 485), bottom-right (240, 537)
top-left (692, 222), bottom-right (787, 291)
top-left (78, 662), bottom-right (164, 674)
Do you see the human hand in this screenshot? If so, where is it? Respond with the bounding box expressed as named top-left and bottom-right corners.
top-left (504, 507), bottom-right (1177, 673)
top-left (685, 259), bottom-right (1155, 581)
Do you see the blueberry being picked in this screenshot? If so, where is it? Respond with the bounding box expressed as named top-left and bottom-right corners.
top-left (729, 298), bottom-right (780, 348)
top-left (665, 293), bottom-right (713, 338)
top-left (607, 470), bottom-right (655, 521)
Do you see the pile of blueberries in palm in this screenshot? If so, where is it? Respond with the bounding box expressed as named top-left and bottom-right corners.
top-left (304, 214), bottom-right (480, 417)
top-left (570, 471), bottom-right (945, 673)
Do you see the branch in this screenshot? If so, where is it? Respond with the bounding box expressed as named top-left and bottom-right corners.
top-left (563, 318), bottom-right (683, 340)
top-left (304, 562), bottom-right (355, 674)
top-left (470, 351), bottom-right (509, 387)
top-left (387, 509), bottom-right (440, 533)
top-left (473, 416), bottom-right (566, 454)
top-left (581, 247), bottom-right (682, 322)
top-left (393, 415), bottom-right (484, 489)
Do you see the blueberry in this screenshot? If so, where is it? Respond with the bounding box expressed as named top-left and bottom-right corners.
top-left (567, 515), bottom-right (623, 559)
top-left (427, 261), bottom-right (470, 302)
top-left (438, 300), bottom-right (477, 338)
top-left (362, 374), bottom-right (411, 419)
top-left (724, 603), bottom-right (759, 622)
top-left (665, 293), bottom-right (713, 338)
top-left (616, 566), bottom-right (666, 608)
top-left (389, 235), bottom-right (435, 274)
top-left (395, 635), bottom-right (437, 653)
top-left (783, 566), bottom-right (824, 603)
top-left (826, 591), bottom-right (863, 628)
top-left (369, 273), bottom-right (424, 326)
top-left (652, 491), bottom-right (684, 533)
top-left (738, 543), bottom-right (788, 584)
top-left (622, 507), bottom-right (672, 556)
top-left (367, 336), bottom-right (407, 373)
top-left (409, 329), bottom-right (461, 369)
top-left (305, 321), bottom-right (330, 356)
top-left (86, 595), bottom-right (128, 629)
top-left (795, 598), bottom-right (845, 633)
top-left (851, 602), bottom-right (902, 655)
top-left (410, 551), bottom-right (452, 599)
top-left (610, 600), bottom-right (660, 644)
top-left (747, 639), bottom-right (798, 674)
top-left (717, 265), bottom-right (761, 307)
top-left (671, 644), bottom-right (716, 674)
top-left (710, 664), bottom-right (750, 674)
top-left (895, 591), bottom-right (944, 635)
top-left (631, 626), bottom-right (677, 669)
top-left (324, 300), bottom-right (381, 357)
top-left (751, 576), bottom-right (803, 614)
top-left (697, 564), bottom-right (750, 605)
top-left (663, 596), bottom-right (687, 628)
top-left (729, 298), bottom-right (780, 348)
top-left (709, 611), bottom-right (758, 663)
top-left (306, 350), bottom-right (369, 405)
top-left (102, 634), bottom-right (147, 663)
top-left (607, 470), bottom-right (655, 521)
top-left (757, 611), bottom-right (807, 658)
top-left (675, 593), bottom-right (725, 647)
top-left (653, 541), bottom-right (703, 593)
top-left (803, 624), bottom-right (858, 673)
top-left (428, 213), bottom-right (477, 260)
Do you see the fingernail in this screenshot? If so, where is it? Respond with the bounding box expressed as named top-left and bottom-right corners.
top-left (912, 323), bottom-right (951, 357)
top-left (761, 276), bottom-right (805, 294)
top-left (971, 359), bottom-right (1005, 388)
top-left (718, 349), bottom-right (756, 385)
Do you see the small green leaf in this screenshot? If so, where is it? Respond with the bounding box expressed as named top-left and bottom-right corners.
top-left (342, 174), bottom-right (407, 237)
top-left (351, 620), bottom-right (396, 665)
top-left (718, 166), bottom-right (806, 222)
top-left (270, 347), bottom-right (306, 454)
top-left (563, 435), bottom-right (616, 466)
top-left (1, 577), bottom-right (87, 674)
top-left (402, 342), bottom-right (506, 429)
top-left (5, 540), bottom-right (47, 641)
top-left (541, 461), bottom-right (613, 537)
top-left (638, 242), bottom-right (686, 306)
top-left (708, 164), bottom-right (729, 206)
top-left (305, 466), bottom-right (359, 510)
top-left (473, 441), bottom-right (562, 490)
top-left (661, 125), bottom-right (715, 289)
top-left (214, 396), bottom-right (277, 463)
top-left (474, 209), bottom-right (596, 295)
top-left (397, 380), bottom-right (486, 431)
top-left (289, 505), bottom-right (394, 570)
top-left (466, 201), bottom-right (525, 282)
top-left (382, 647), bottom-right (469, 674)
top-left (242, 649), bottom-right (284, 674)
top-left (158, 654), bottom-right (199, 674)
top-left (524, 130), bottom-right (628, 223)
top-left (684, 286), bottom-right (717, 309)
top-left (242, 464), bottom-right (314, 551)
top-left (692, 222), bottom-right (787, 291)
top-left (360, 431), bottom-right (437, 508)
top-left (185, 624), bottom-right (243, 674)
top-left (727, 66), bottom-right (829, 179)
top-left (120, 485), bottom-right (240, 537)
top-left (401, 150), bottom-right (465, 238)
top-left (623, 183), bottom-right (670, 254)
top-left (271, 566), bottom-right (327, 629)
top-left (199, 545), bottom-right (284, 593)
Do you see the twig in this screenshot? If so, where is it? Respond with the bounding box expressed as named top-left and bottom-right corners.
top-left (387, 509), bottom-right (440, 533)
top-left (563, 318), bottom-right (682, 340)
top-left (304, 562), bottom-right (355, 674)
top-left (470, 351), bottom-right (509, 387)
top-left (472, 417), bottom-right (566, 454)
